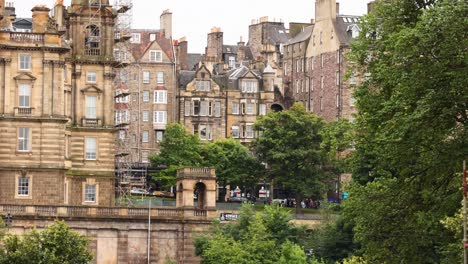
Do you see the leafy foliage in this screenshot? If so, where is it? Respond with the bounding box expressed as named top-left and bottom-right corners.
top-left (201, 138), bottom-right (263, 188)
top-left (345, 0), bottom-right (467, 261)
top-left (150, 123), bottom-right (262, 189)
top-left (0, 220), bottom-right (92, 264)
top-left (195, 204), bottom-right (307, 264)
top-left (253, 103), bottom-right (329, 206)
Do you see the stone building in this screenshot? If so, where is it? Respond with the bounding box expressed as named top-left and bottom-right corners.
top-left (0, 0), bottom-right (118, 206)
top-left (284, 0), bottom-right (362, 121)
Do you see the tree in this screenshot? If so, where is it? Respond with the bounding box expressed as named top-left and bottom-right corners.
top-left (0, 220), bottom-right (92, 264)
top-left (345, 0), bottom-right (467, 261)
top-left (253, 103), bottom-right (328, 211)
top-left (195, 204), bottom-right (308, 264)
top-left (149, 123), bottom-right (204, 188)
top-left (202, 138), bottom-right (263, 190)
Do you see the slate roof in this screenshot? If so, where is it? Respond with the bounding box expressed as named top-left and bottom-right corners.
top-left (223, 45), bottom-right (237, 54)
top-left (187, 53), bottom-right (202, 71)
top-left (12, 18), bottom-right (32, 30)
top-left (178, 70), bottom-right (196, 88)
top-left (264, 23), bottom-right (289, 45)
top-left (335, 15), bottom-right (361, 46)
top-left (286, 25), bottom-right (314, 45)
top-left (129, 29), bottom-right (174, 62)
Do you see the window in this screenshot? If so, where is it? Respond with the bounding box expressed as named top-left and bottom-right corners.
top-left (18, 177), bottom-right (30, 196)
top-left (311, 79), bottom-right (314, 91)
top-left (228, 56), bottom-right (236, 68)
top-left (246, 102), bottom-right (255, 115)
top-left (200, 125), bottom-right (207, 140)
top-left (245, 125), bottom-right (254, 138)
top-left (143, 71), bottom-right (150, 83)
top-left (87, 71), bottom-right (97, 83)
top-left (242, 81), bottom-right (258, 93)
top-left (85, 95), bottom-right (97, 118)
top-left (296, 80), bottom-right (299, 93)
top-left (350, 72), bottom-right (357, 84)
top-left (296, 59), bottom-right (300, 73)
top-left (19, 84), bottom-right (31, 108)
top-left (19, 54), bottom-right (31, 70)
top-left (321, 54), bottom-right (324, 68)
top-left (184, 100), bottom-right (191, 116)
top-left (142, 91), bottom-right (150, 102)
top-left (214, 101), bottom-right (221, 117)
top-left (259, 104), bottom-right (266, 116)
top-left (193, 124), bottom-right (199, 135)
top-left (196, 80), bottom-right (210, 91)
top-left (142, 151), bottom-right (149, 163)
top-left (142, 131), bottom-right (149, 142)
top-left (131, 33), bottom-right (141, 43)
top-left (84, 184), bottom-right (96, 202)
top-left (231, 126), bottom-right (239, 138)
top-left (142, 111), bottom-right (149, 122)
top-left (154, 111), bottom-right (167, 124)
top-left (200, 101), bottom-right (208, 116)
top-left (320, 76), bottom-right (324, 90)
top-left (119, 130), bottom-right (126, 140)
top-left (150, 33), bottom-right (156, 41)
top-left (208, 101), bottom-right (213, 116)
top-left (193, 100), bottom-right (200, 115)
top-left (157, 72), bottom-right (164, 84)
top-left (154, 90), bottom-right (167, 104)
top-left (18, 127), bottom-right (30, 151)
top-left (149, 50), bottom-right (162, 62)
top-left (232, 102), bottom-right (239, 115)
top-left (156, 130), bottom-right (164, 142)
top-left (85, 137), bottom-right (97, 160)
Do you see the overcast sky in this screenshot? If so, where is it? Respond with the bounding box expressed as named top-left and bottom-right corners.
top-left (15, 0), bottom-right (370, 53)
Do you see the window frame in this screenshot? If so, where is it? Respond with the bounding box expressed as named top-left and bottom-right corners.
top-left (84, 184), bottom-right (97, 203)
top-left (149, 50), bottom-right (163, 62)
top-left (85, 95), bottom-right (97, 119)
top-left (87, 71), bottom-right (97, 83)
top-left (19, 84), bottom-right (31, 108)
top-left (157, 72), bottom-right (164, 84)
top-left (142, 91), bottom-right (150, 102)
top-left (154, 90), bottom-right (167, 104)
top-left (18, 127), bottom-right (30, 152)
top-left (85, 137), bottom-right (97, 160)
top-left (142, 131), bottom-right (149, 143)
top-left (19, 54), bottom-right (31, 71)
top-left (231, 126), bottom-right (240, 138)
top-left (154, 111), bottom-right (167, 124)
top-left (142, 71), bottom-right (150, 84)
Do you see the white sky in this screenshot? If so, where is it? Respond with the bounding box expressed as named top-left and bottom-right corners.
top-left (14, 0), bottom-right (370, 53)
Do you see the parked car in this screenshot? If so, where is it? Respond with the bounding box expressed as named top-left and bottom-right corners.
top-left (130, 188), bottom-right (150, 196)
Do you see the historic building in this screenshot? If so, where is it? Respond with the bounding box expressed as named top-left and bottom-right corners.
top-left (284, 0), bottom-right (361, 121)
top-left (0, 0), bottom-right (118, 206)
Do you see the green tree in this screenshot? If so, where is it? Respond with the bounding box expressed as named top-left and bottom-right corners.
top-left (253, 103), bottom-right (328, 211)
top-left (195, 204), bottom-right (307, 264)
top-left (149, 123), bottom-right (204, 188)
top-left (345, 0), bottom-right (467, 261)
top-left (202, 138), bottom-right (263, 190)
top-left (0, 220), bottom-right (92, 264)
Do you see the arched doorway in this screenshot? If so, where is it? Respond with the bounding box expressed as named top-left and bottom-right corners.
top-left (194, 182), bottom-right (207, 209)
top-left (271, 103), bottom-right (284, 112)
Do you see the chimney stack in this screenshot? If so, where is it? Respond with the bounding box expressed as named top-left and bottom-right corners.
top-left (336, 2), bottom-right (340, 15)
top-left (53, 0), bottom-right (65, 30)
top-left (160, 9), bottom-right (172, 39)
top-left (31, 5), bottom-right (50, 33)
top-left (178, 37), bottom-right (188, 70)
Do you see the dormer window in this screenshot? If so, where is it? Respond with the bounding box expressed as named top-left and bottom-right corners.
top-left (149, 50), bottom-right (162, 62)
top-left (242, 80), bottom-right (258, 93)
top-left (196, 80), bottom-right (210, 91)
top-left (131, 33), bottom-right (141, 43)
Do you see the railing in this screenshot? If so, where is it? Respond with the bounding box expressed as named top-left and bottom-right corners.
top-left (10, 33), bottom-right (44, 43)
top-left (85, 48), bottom-right (101, 56)
top-left (177, 167), bottom-right (216, 178)
top-left (14, 107), bottom-right (33, 116)
top-left (0, 204), bottom-right (204, 219)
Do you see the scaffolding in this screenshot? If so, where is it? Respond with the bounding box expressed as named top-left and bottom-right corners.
top-left (112, 0), bottom-right (142, 203)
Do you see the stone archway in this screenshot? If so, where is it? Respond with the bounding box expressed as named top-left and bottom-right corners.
top-left (194, 182), bottom-right (207, 209)
top-left (271, 103), bottom-right (284, 112)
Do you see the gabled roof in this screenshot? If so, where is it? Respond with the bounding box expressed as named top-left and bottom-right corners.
top-left (229, 65), bottom-right (261, 80)
top-left (179, 71), bottom-right (196, 88)
top-left (81, 85), bottom-right (103, 94)
top-left (14, 73), bottom-right (36, 81)
top-left (130, 30), bottom-right (174, 62)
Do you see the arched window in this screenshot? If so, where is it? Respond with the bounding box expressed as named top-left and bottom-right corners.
top-left (85, 25), bottom-right (100, 56)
